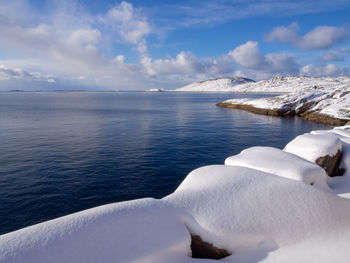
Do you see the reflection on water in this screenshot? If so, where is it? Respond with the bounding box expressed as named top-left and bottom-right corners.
top-left (0, 92), bottom-right (330, 234)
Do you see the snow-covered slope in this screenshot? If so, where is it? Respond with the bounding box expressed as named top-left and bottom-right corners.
top-left (175, 77), bottom-right (254, 92)
top-left (177, 76), bottom-right (350, 93)
top-left (218, 76), bottom-right (350, 125)
top-left (2, 126), bottom-right (350, 263)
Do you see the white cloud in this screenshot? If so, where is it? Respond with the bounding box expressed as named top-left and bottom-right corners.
top-left (229, 41), bottom-right (267, 69)
top-left (141, 51), bottom-right (235, 77)
top-left (0, 65), bottom-right (55, 83)
top-left (142, 41), bottom-right (299, 82)
top-left (266, 22), bottom-right (348, 50)
top-left (229, 41), bottom-right (299, 75)
top-left (301, 64), bottom-right (342, 77)
top-left (0, 0), bottom-right (155, 90)
top-left (319, 52), bottom-right (344, 62)
top-left (100, 1), bottom-right (151, 55)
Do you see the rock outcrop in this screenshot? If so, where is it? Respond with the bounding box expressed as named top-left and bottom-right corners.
top-left (190, 234), bottom-right (231, 259)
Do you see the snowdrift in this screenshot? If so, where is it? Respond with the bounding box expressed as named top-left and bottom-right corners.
top-left (1, 126), bottom-right (350, 263)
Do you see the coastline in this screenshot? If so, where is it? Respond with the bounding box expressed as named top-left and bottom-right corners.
top-left (216, 101), bottom-right (349, 126)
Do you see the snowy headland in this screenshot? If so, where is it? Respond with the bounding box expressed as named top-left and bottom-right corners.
top-left (2, 125), bottom-right (350, 263)
top-left (153, 75), bottom-right (350, 126)
top-left (210, 76), bottom-right (350, 126)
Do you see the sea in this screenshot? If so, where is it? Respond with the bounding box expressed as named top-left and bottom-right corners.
top-left (0, 91), bottom-right (330, 234)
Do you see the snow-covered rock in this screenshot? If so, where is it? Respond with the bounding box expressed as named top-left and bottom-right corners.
top-left (284, 133), bottom-right (342, 163)
top-left (284, 133), bottom-right (342, 176)
top-left (225, 146), bottom-right (329, 190)
top-left (165, 165), bottom-right (350, 262)
top-left (311, 128), bottom-right (350, 198)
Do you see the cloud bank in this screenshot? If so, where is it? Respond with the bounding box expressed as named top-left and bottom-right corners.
top-left (266, 22), bottom-right (348, 50)
top-left (0, 0), bottom-right (349, 90)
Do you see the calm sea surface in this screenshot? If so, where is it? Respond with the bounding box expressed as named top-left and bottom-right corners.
top-left (0, 92), bottom-right (329, 234)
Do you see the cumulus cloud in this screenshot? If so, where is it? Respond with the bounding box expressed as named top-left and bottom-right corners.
top-left (0, 65), bottom-right (55, 83)
top-left (229, 41), bottom-right (299, 75)
top-left (229, 41), bottom-right (266, 69)
top-left (319, 52), bottom-right (344, 62)
top-left (141, 51), bottom-right (235, 77)
top-left (301, 64), bottom-right (342, 77)
top-left (100, 1), bottom-right (151, 55)
top-left (266, 22), bottom-right (348, 50)
top-left (0, 0), bottom-right (156, 90)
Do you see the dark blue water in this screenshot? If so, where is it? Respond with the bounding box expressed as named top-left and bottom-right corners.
top-left (0, 92), bottom-right (329, 235)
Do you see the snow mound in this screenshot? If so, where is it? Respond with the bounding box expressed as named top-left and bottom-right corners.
top-left (311, 128), bottom-right (350, 198)
top-left (284, 133), bottom-right (342, 162)
top-left (165, 165), bottom-right (350, 262)
top-left (0, 198), bottom-right (192, 263)
top-left (225, 146), bottom-right (329, 190)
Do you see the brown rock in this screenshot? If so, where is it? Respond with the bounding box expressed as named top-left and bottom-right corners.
top-left (190, 234), bottom-right (231, 259)
top-left (315, 150), bottom-right (344, 177)
top-left (216, 102), bottom-right (349, 126)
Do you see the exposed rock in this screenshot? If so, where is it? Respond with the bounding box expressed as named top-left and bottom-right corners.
top-left (316, 150), bottom-right (344, 177)
top-left (302, 112), bottom-right (348, 126)
top-left (216, 102), bottom-right (289, 117)
top-left (217, 102), bottom-right (349, 126)
top-left (190, 234), bottom-right (231, 259)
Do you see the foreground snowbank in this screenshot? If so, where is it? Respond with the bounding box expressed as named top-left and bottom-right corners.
top-left (225, 146), bottom-right (329, 189)
top-left (0, 199), bottom-right (192, 263)
top-left (1, 126), bottom-right (350, 262)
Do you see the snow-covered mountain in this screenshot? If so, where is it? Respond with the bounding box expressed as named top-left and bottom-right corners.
top-left (175, 77), bottom-right (255, 92)
top-left (176, 76), bottom-right (350, 93)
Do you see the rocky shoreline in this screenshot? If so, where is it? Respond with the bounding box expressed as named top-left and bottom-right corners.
top-left (216, 101), bottom-right (349, 126)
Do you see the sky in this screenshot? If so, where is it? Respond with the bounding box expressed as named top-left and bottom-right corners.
top-left (0, 0), bottom-right (350, 91)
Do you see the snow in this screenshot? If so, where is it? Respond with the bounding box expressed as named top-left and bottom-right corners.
top-left (2, 126), bottom-right (350, 263)
top-left (310, 128), bottom-right (350, 199)
top-left (220, 76), bottom-right (350, 121)
top-left (165, 165), bottom-right (350, 262)
top-left (175, 77), bottom-right (254, 92)
top-left (146, 88), bottom-right (165, 92)
top-left (176, 75), bottom-right (350, 93)
top-left (284, 133), bottom-right (342, 162)
top-left (0, 198), bottom-right (192, 263)
top-left (225, 146), bottom-right (329, 190)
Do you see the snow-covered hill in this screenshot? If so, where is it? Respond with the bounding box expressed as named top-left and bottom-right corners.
top-left (176, 76), bottom-right (350, 93)
top-left (175, 77), bottom-right (254, 92)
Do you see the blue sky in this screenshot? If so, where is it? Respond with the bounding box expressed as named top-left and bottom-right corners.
top-left (0, 0), bottom-right (349, 90)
